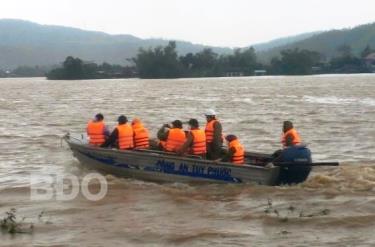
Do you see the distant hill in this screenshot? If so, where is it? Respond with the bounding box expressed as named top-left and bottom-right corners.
top-left (1, 19), bottom-right (375, 69)
top-left (252, 31), bottom-right (322, 52)
top-left (0, 19), bottom-right (232, 69)
top-left (257, 22), bottom-right (375, 63)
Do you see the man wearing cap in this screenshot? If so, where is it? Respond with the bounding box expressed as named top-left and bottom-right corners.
top-left (157, 120), bottom-right (186, 152)
top-left (205, 109), bottom-right (223, 160)
top-left (86, 113), bottom-right (110, 146)
top-left (101, 115), bottom-right (134, 149)
top-left (178, 119), bottom-right (206, 158)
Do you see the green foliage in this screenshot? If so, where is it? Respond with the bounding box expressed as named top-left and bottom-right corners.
top-left (267, 48), bottom-right (321, 75)
top-left (361, 45), bottom-right (373, 58)
top-left (132, 41), bottom-right (182, 78)
top-left (258, 22), bottom-right (375, 62)
top-left (46, 56), bottom-right (137, 80)
top-left (11, 66), bottom-right (47, 77)
top-left (133, 43), bottom-right (258, 78)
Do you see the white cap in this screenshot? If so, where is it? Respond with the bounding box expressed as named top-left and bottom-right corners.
top-left (204, 109), bottom-right (217, 116)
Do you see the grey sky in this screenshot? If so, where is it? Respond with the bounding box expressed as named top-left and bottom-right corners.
top-left (1, 0), bottom-right (374, 47)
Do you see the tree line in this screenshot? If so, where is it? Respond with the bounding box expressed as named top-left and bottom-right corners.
top-left (132, 42), bottom-right (374, 78)
top-left (46, 57), bottom-right (136, 80)
top-left (6, 41), bottom-right (371, 79)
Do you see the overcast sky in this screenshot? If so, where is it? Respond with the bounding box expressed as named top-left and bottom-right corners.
top-left (1, 0), bottom-right (374, 47)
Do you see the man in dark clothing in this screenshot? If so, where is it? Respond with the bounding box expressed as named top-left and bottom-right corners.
top-left (204, 109), bottom-right (223, 160)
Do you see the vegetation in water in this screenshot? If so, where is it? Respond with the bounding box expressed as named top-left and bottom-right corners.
top-left (263, 198), bottom-right (331, 223)
top-left (1, 208), bottom-right (50, 235)
top-left (46, 57), bottom-right (136, 80)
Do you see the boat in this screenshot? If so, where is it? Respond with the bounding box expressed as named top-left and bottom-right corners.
top-left (63, 133), bottom-right (338, 186)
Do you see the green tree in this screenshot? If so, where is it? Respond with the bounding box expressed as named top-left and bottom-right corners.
top-left (224, 47), bottom-right (257, 75)
top-left (270, 48), bottom-right (321, 75)
top-left (361, 45), bottom-right (373, 58)
top-left (63, 56), bottom-right (84, 79)
top-left (337, 44), bottom-right (352, 58)
top-left (132, 41), bottom-right (182, 78)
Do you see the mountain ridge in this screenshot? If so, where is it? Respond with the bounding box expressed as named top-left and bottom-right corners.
top-left (257, 22), bottom-right (375, 62)
top-left (0, 19), bottom-right (233, 69)
top-left (1, 19), bottom-right (375, 69)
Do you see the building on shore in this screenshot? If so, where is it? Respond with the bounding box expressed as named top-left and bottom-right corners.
top-left (254, 69), bottom-right (267, 76)
top-left (225, 72), bottom-right (244, 77)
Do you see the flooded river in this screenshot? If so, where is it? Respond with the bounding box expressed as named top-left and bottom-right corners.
top-left (1, 75), bottom-right (375, 246)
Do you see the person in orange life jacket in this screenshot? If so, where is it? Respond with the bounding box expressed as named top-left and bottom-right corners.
top-left (157, 120), bottom-right (186, 152)
top-left (86, 113), bottom-right (110, 146)
top-left (272, 121), bottom-right (302, 161)
top-left (281, 121), bottom-right (301, 147)
top-left (178, 119), bottom-right (206, 158)
top-left (131, 118), bottom-right (150, 149)
top-left (204, 109), bottom-right (223, 160)
top-left (217, 135), bottom-right (245, 165)
top-left (101, 115), bottom-right (134, 149)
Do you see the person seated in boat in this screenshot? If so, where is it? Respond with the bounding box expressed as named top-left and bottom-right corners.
top-left (216, 135), bottom-right (245, 165)
top-left (204, 109), bottom-right (223, 160)
top-left (281, 121), bottom-right (301, 148)
top-left (101, 115), bottom-right (134, 150)
top-left (178, 119), bottom-right (206, 158)
top-left (157, 120), bottom-right (186, 153)
top-left (86, 113), bottom-right (110, 146)
top-left (272, 121), bottom-right (303, 161)
top-left (131, 118), bottom-right (150, 149)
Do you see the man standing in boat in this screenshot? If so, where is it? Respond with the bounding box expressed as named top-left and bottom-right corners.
top-left (178, 119), bottom-right (206, 158)
top-left (86, 113), bottom-right (110, 146)
top-left (204, 109), bottom-right (223, 160)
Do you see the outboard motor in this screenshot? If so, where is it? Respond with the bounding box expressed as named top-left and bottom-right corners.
top-left (275, 145), bottom-right (312, 185)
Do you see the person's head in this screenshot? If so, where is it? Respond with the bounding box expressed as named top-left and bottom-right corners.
top-left (131, 117), bottom-right (141, 126)
top-left (225, 134), bottom-right (237, 143)
top-left (283, 121), bottom-right (293, 133)
top-left (188, 118), bottom-right (199, 129)
top-left (118, 115), bottom-right (128, 125)
top-left (172, 120), bottom-right (183, 129)
top-left (95, 113), bottom-right (104, 121)
top-left (204, 109), bottom-right (217, 121)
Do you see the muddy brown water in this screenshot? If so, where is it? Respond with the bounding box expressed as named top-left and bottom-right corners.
top-left (0, 75), bottom-right (375, 246)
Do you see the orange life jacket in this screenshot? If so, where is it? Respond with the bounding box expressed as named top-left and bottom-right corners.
top-left (190, 129), bottom-right (207, 155)
top-left (117, 123), bottom-right (134, 150)
top-left (228, 139), bottom-right (245, 165)
top-left (205, 119), bottom-right (218, 144)
top-left (159, 140), bottom-right (167, 149)
top-left (87, 120), bottom-right (106, 145)
top-left (132, 122), bottom-right (149, 149)
top-left (281, 128), bottom-right (301, 147)
top-left (165, 128), bottom-right (186, 152)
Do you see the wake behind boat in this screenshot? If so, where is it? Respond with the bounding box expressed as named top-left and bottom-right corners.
top-left (64, 133), bottom-right (338, 185)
